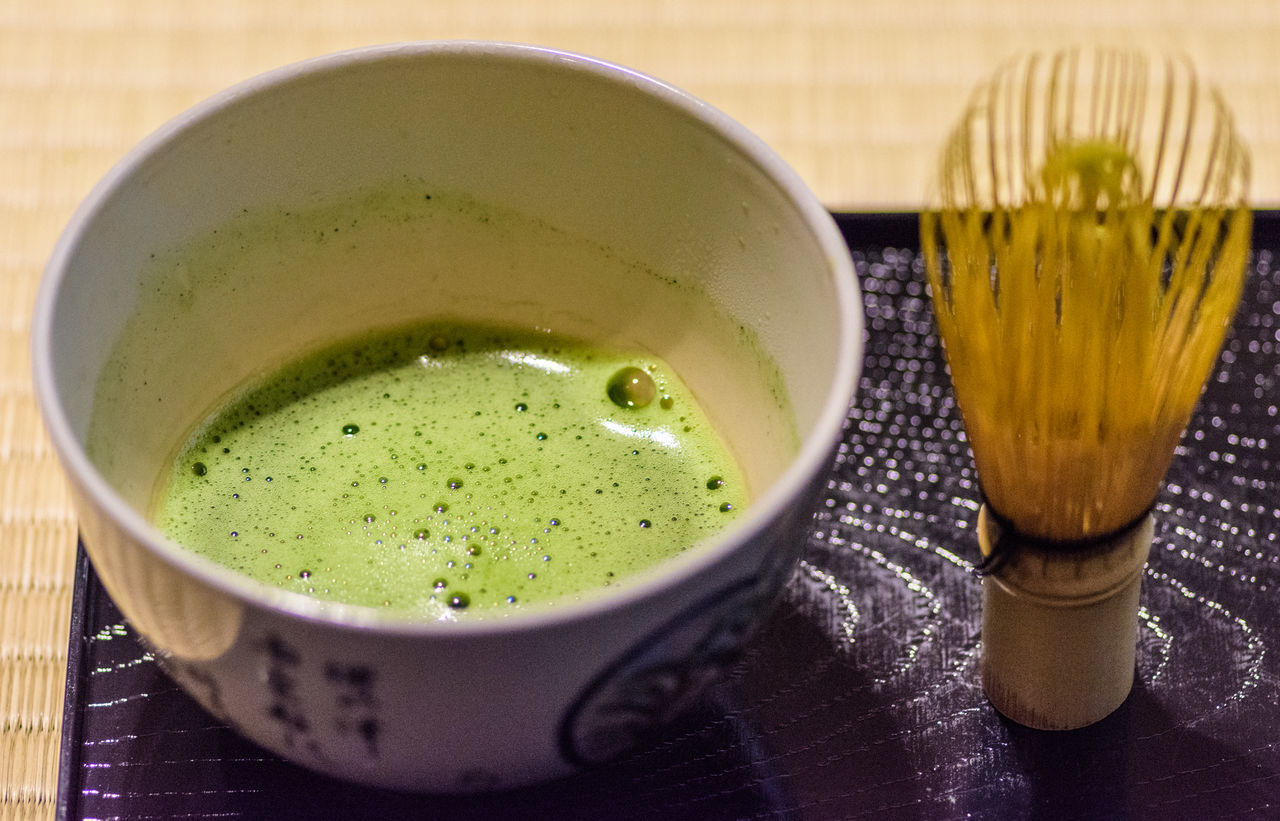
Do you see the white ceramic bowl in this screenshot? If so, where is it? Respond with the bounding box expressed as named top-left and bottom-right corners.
top-left (33, 42), bottom-right (862, 792)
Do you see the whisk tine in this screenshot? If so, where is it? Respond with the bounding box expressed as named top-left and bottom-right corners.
top-left (1118, 52), bottom-right (1145, 159)
top-left (1048, 49), bottom-right (1077, 158)
top-left (1019, 55), bottom-right (1038, 202)
top-left (1093, 49), bottom-right (1113, 138)
top-left (1147, 56), bottom-right (1175, 202)
top-left (1169, 56), bottom-right (1198, 208)
top-left (1205, 105), bottom-right (1229, 206)
top-left (986, 62), bottom-right (1004, 208)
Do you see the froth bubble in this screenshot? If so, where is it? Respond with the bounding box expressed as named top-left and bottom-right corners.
top-left (606, 367), bottom-right (657, 409)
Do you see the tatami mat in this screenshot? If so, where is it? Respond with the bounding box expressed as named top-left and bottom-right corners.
top-left (3, 1), bottom-right (1279, 815)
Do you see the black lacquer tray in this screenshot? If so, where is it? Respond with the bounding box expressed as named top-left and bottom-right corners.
top-left (57, 214), bottom-right (1280, 820)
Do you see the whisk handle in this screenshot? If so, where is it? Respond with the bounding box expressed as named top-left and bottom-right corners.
top-left (977, 504), bottom-right (1153, 730)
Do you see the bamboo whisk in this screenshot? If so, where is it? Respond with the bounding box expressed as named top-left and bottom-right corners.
top-left (923, 48), bottom-right (1251, 544)
top-left (921, 48), bottom-right (1251, 729)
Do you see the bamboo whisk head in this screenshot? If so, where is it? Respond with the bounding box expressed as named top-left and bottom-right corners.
top-left (921, 48), bottom-right (1251, 542)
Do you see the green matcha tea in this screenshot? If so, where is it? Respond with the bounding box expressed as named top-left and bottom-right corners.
top-left (154, 322), bottom-right (747, 617)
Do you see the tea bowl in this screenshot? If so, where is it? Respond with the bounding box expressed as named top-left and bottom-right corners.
top-left (32, 41), bottom-right (862, 792)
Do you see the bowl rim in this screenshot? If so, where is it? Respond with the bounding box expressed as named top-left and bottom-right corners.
top-left (31, 40), bottom-right (863, 637)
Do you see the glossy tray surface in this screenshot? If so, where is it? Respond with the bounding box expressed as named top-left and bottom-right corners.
top-left (59, 213), bottom-right (1280, 819)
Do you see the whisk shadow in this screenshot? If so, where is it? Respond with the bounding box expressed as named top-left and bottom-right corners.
top-left (1002, 674), bottom-right (1279, 820)
top-left (1001, 702), bottom-right (1132, 820)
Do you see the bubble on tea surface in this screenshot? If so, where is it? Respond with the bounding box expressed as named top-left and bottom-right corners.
top-left (606, 367), bottom-right (657, 409)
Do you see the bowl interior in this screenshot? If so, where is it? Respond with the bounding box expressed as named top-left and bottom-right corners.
top-left (40, 43), bottom-right (858, 616)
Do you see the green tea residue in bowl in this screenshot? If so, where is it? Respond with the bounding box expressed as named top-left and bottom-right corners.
top-left (154, 322), bottom-right (747, 617)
